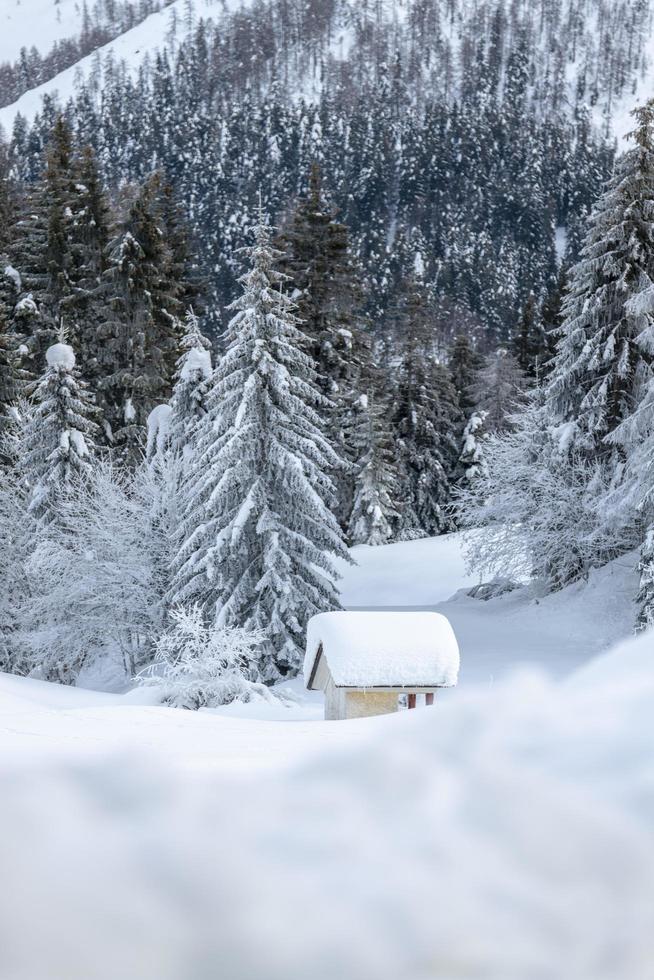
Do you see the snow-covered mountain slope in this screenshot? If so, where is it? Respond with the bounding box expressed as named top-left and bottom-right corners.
top-left (0, 0), bottom-right (229, 135)
top-left (0, 0), bottom-right (107, 63)
top-left (2, 0), bottom-right (654, 143)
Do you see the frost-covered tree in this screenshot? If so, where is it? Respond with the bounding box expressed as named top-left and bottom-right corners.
top-left (459, 410), bottom-right (488, 483)
top-left (470, 347), bottom-right (528, 434)
top-left (137, 605), bottom-right (275, 709)
top-left (348, 384), bottom-right (400, 546)
top-left (23, 460), bottom-right (173, 683)
top-left (172, 215), bottom-right (348, 681)
top-left (457, 392), bottom-right (636, 589)
top-left (546, 99), bottom-right (654, 459)
top-left (636, 528), bottom-right (654, 632)
top-left (0, 459), bottom-right (33, 674)
top-left (0, 308), bottom-right (26, 437)
top-left (168, 309), bottom-right (212, 459)
top-left (22, 340), bottom-right (98, 522)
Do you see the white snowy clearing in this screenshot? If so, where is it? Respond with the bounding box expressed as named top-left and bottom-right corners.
top-left (1, 533), bottom-right (652, 979)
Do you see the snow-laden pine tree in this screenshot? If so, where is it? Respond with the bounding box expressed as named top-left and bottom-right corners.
top-left (98, 174), bottom-right (183, 466)
top-left (168, 309), bottom-right (212, 460)
top-left (276, 163), bottom-right (370, 525)
top-left (546, 99), bottom-right (654, 459)
top-left (636, 528), bottom-right (654, 632)
top-left (470, 347), bottom-right (528, 434)
top-left (348, 381), bottom-right (400, 546)
top-left (393, 331), bottom-right (461, 538)
top-left (171, 215), bottom-right (348, 681)
top-left (459, 410), bottom-right (488, 483)
top-left (22, 339), bottom-right (98, 522)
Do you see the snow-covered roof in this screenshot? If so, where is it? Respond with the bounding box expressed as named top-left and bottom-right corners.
top-left (304, 611), bottom-right (459, 690)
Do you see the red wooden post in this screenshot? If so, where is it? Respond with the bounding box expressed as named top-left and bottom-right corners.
top-left (407, 693), bottom-right (417, 709)
top-left (425, 692), bottom-right (435, 706)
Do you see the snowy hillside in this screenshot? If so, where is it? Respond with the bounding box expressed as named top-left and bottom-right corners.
top-left (0, 536), bottom-right (651, 978)
top-left (337, 534), bottom-right (639, 685)
top-left (1, 0), bottom-right (654, 141)
top-left (0, 0), bottom-right (112, 62)
top-left (0, 0), bottom-right (227, 131)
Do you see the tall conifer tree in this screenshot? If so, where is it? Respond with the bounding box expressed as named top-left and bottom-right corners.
top-left (22, 339), bottom-right (98, 523)
top-left (276, 164), bottom-right (369, 485)
top-left (546, 99), bottom-right (654, 459)
top-left (348, 365), bottom-right (400, 547)
top-left (98, 174), bottom-right (182, 464)
top-left (171, 215), bottom-right (348, 680)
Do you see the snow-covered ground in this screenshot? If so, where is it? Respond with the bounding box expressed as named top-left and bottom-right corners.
top-left (339, 532), bottom-right (638, 684)
top-left (0, 0), bottom-right (123, 63)
top-left (0, 0), bottom-right (228, 134)
top-left (0, 533), bottom-right (651, 979)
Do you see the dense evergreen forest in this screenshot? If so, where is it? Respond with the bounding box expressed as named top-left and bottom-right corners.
top-left (1, 0), bottom-right (654, 691)
top-left (5, 0), bottom-right (635, 344)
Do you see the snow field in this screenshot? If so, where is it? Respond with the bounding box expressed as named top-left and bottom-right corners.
top-left (0, 627), bottom-right (653, 980)
top-left (0, 534), bottom-right (649, 978)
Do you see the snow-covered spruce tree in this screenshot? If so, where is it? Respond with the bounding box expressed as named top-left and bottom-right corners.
top-left (276, 163), bottom-right (367, 400)
top-left (348, 378), bottom-right (400, 546)
top-left (448, 333), bottom-right (483, 420)
top-left (459, 410), bottom-right (488, 483)
top-left (470, 347), bottom-right (528, 434)
top-left (171, 215), bottom-right (348, 681)
top-left (98, 174), bottom-right (183, 465)
top-left (22, 339), bottom-right (98, 523)
top-left (276, 163), bottom-right (370, 524)
top-left (636, 528), bottom-right (654, 632)
top-left (7, 117), bottom-right (92, 376)
top-left (65, 144), bottom-right (112, 388)
top-left (546, 99), bottom-right (654, 460)
top-left (512, 292), bottom-right (551, 379)
top-left (392, 318), bottom-right (461, 538)
top-left (168, 309), bottom-right (212, 460)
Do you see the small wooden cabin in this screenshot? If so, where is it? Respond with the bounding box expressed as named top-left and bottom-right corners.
top-left (304, 611), bottom-right (459, 720)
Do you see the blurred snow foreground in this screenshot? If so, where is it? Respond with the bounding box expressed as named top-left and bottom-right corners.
top-left (1, 632), bottom-right (653, 980)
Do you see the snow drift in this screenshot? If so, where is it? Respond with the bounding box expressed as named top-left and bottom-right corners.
top-left (1, 628), bottom-right (653, 980)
